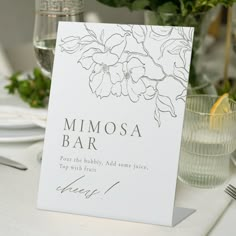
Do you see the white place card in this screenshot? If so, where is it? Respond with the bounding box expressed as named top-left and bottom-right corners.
top-left (38, 22), bottom-right (195, 226)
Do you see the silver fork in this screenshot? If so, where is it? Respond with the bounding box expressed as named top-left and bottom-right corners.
top-left (225, 184), bottom-right (236, 200)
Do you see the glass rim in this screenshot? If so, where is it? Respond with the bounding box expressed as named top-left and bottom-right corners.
top-left (187, 81), bottom-right (212, 91)
top-left (186, 95), bottom-right (236, 116)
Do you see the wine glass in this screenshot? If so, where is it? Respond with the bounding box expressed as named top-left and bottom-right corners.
top-left (33, 0), bottom-right (84, 77)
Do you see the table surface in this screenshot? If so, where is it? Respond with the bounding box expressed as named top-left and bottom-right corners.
top-left (0, 36), bottom-right (236, 235)
top-left (0, 142), bottom-right (235, 236)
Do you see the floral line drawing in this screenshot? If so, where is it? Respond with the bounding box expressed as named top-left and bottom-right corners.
top-left (60, 24), bottom-right (193, 127)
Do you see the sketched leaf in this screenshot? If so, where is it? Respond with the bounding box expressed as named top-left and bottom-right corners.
top-left (179, 28), bottom-right (189, 41)
top-left (111, 36), bottom-right (127, 58)
top-left (132, 25), bottom-right (146, 44)
top-left (100, 30), bottom-right (105, 44)
top-left (80, 35), bottom-right (96, 44)
top-left (179, 48), bottom-right (190, 66)
top-left (144, 86), bottom-right (156, 100)
top-left (173, 63), bottom-right (188, 83)
top-left (156, 91), bottom-right (176, 117)
top-left (168, 46), bottom-right (182, 55)
top-left (159, 39), bottom-right (178, 58)
top-left (188, 28), bottom-right (194, 42)
top-left (151, 26), bottom-right (172, 37)
top-left (178, 27), bottom-right (194, 42)
top-left (79, 48), bottom-right (101, 69)
top-left (168, 40), bottom-right (190, 55)
top-left (176, 89), bottom-right (187, 102)
top-left (177, 28), bottom-right (185, 39)
top-left (154, 107), bottom-right (161, 127)
top-left (150, 32), bottom-right (170, 42)
top-left (181, 40), bottom-right (189, 47)
top-left (84, 24), bottom-right (97, 39)
top-left (118, 24), bottom-right (132, 32)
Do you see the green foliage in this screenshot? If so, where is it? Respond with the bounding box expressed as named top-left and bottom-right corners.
top-left (96, 0), bottom-right (236, 98)
top-left (96, 0), bottom-right (235, 15)
top-left (5, 68), bottom-right (51, 108)
top-left (132, 0), bottom-right (150, 10)
top-left (158, 2), bottom-right (178, 13)
top-left (216, 79), bottom-right (236, 101)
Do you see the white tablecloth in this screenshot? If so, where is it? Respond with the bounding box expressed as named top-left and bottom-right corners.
top-left (0, 57), bottom-right (236, 235)
top-left (0, 141), bottom-right (235, 236)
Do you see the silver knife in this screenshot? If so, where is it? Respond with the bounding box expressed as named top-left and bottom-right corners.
top-left (0, 156), bottom-right (28, 170)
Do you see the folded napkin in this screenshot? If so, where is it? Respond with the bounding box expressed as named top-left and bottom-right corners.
top-left (0, 142), bottom-right (235, 236)
top-left (0, 105), bottom-right (47, 128)
top-left (0, 73), bottom-right (47, 129)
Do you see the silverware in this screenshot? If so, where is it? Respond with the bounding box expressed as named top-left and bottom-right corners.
top-left (0, 156), bottom-right (28, 170)
top-left (225, 184), bottom-right (236, 200)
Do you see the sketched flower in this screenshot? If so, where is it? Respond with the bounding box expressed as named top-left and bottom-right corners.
top-left (112, 57), bottom-right (146, 102)
top-left (61, 24), bottom-right (193, 128)
top-left (60, 35), bottom-right (95, 54)
top-left (89, 62), bottom-right (124, 98)
top-left (79, 32), bottom-right (127, 69)
top-left (132, 25), bottom-right (147, 44)
top-left (60, 36), bottom-right (81, 54)
top-left (84, 33), bottom-right (127, 98)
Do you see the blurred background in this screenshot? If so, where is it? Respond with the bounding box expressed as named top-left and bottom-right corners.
top-left (0, 0), bottom-right (144, 72)
top-left (0, 1), bottom-right (235, 84)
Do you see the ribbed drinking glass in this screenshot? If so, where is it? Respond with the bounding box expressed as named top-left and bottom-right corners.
top-left (178, 95), bottom-right (236, 188)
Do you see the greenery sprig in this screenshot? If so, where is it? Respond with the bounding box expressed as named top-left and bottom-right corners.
top-left (5, 68), bottom-right (51, 108)
top-left (96, 0), bottom-right (235, 15)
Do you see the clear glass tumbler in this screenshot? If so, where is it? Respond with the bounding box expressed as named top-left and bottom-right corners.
top-left (178, 95), bottom-right (236, 188)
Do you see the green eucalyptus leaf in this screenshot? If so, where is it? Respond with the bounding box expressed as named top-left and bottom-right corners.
top-left (131, 0), bottom-right (149, 10)
top-left (158, 2), bottom-right (178, 14)
top-left (96, 0), bottom-right (133, 9)
top-left (96, 0), bottom-right (234, 14)
top-left (4, 68), bottom-right (51, 108)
